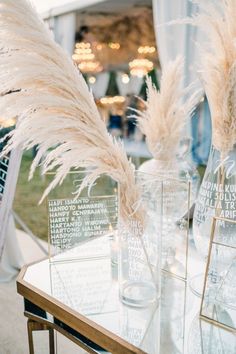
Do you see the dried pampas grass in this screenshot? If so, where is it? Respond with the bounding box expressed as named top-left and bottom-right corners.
top-left (0, 0), bottom-right (142, 222)
top-left (133, 56), bottom-right (200, 160)
top-left (191, 0), bottom-right (236, 156)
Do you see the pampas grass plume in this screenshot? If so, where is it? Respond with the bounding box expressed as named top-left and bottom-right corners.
top-left (0, 0), bottom-right (143, 222)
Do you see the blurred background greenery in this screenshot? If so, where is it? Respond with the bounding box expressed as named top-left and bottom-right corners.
top-left (13, 152), bottom-right (117, 241)
top-left (13, 151), bottom-right (205, 242)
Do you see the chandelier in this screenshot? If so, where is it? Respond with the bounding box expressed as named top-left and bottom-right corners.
top-left (129, 58), bottom-right (153, 77)
top-left (72, 42), bottom-right (103, 74)
top-left (100, 96), bottom-right (125, 105)
top-left (78, 60), bottom-right (103, 74)
top-left (138, 45), bottom-right (156, 54)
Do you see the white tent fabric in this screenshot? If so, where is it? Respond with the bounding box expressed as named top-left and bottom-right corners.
top-left (152, 0), bottom-right (211, 164)
top-left (116, 73), bottom-right (143, 96)
top-left (53, 12), bottom-right (76, 55)
top-left (34, 0), bottom-right (79, 14)
top-left (90, 72), bottom-right (144, 100)
top-left (33, 0), bottom-right (105, 18)
top-left (89, 72), bottom-right (110, 99)
top-left (152, 0), bottom-right (199, 88)
top-left (0, 146), bottom-right (23, 282)
top-left (0, 215), bottom-right (24, 282)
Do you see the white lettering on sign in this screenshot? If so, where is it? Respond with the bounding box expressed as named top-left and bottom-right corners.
top-left (48, 196), bottom-right (118, 253)
top-left (214, 157), bottom-right (236, 179)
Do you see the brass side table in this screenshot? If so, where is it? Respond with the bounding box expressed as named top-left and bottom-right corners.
top-left (17, 237), bottom-right (234, 354)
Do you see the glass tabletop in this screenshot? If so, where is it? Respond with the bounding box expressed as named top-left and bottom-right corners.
top-left (22, 235), bottom-right (236, 354)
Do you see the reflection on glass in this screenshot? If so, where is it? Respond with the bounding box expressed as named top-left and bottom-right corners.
top-left (201, 217), bottom-right (236, 331)
top-left (119, 172), bottom-right (162, 308)
top-left (188, 315), bottom-right (236, 354)
top-left (119, 302), bottom-right (160, 353)
top-left (22, 231), bottom-right (231, 354)
top-left (50, 258), bottom-right (117, 315)
top-left (47, 243), bottom-right (161, 353)
top-left (160, 272), bottom-right (186, 354)
top-left (161, 178), bottom-right (191, 281)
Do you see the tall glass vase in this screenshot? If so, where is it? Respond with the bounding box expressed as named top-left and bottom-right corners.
top-left (138, 137), bottom-right (200, 213)
top-left (192, 144), bottom-right (236, 294)
top-left (139, 159), bottom-right (199, 215)
top-left (139, 156), bottom-right (194, 278)
top-left (118, 172), bottom-right (162, 308)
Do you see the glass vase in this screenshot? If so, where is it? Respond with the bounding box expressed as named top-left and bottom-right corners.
top-left (139, 157), bottom-right (193, 279)
top-left (140, 159), bottom-right (185, 216)
top-left (139, 155), bottom-right (199, 216)
top-left (118, 171), bottom-right (162, 308)
top-left (193, 145), bottom-right (236, 256)
top-left (192, 145), bottom-right (236, 294)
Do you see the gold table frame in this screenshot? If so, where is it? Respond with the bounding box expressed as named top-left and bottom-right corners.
top-left (17, 262), bottom-right (146, 354)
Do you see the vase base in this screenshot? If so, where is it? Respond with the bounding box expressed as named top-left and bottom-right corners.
top-left (189, 273), bottom-right (204, 297)
top-left (120, 281), bottom-right (158, 308)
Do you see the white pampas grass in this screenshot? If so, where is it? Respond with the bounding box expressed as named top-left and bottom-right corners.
top-left (191, 0), bottom-right (236, 156)
top-left (134, 56), bottom-right (200, 160)
top-left (0, 0), bottom-right (141, 221)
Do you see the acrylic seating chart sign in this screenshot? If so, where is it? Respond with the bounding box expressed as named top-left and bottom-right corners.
top-left (200, 217), bottom-right (236, 332)
top-left (47, 171), bottom-right (118, 262)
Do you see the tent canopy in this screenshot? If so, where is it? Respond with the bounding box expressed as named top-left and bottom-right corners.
top-left (33, 0), bottom-right (105, 18)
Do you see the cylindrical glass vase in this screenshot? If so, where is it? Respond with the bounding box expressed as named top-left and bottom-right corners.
top-left (193, 145), bottom-right (236, 258)
top-left (118, 172), bottom-right (162, 307)
top-left (139, 156), bottom-right (199, 216)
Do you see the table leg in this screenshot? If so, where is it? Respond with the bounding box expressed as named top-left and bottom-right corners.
top-left (27, 318), bottom-right (55, 354)
top-left (27, 319), bottom-right (35, 354)
top-left (49, 328), bottom-right (55, 354)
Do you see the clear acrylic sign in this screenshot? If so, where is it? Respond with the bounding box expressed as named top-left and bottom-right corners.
top-left (200, 216), bottom-right (236, 332)
top-left (48, 195), bottom-right (118, 262)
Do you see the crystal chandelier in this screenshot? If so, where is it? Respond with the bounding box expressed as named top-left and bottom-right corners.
top-left (129, 58), bottom-right (153, 77)
top-left (78, 60), bottom-right (103, 73)
top-left (138, 46), bottom-right (156, 54)
top-left (100, 96), bottom-right (125, 105)
top-left (72, 42), bottom-right (103, 74)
